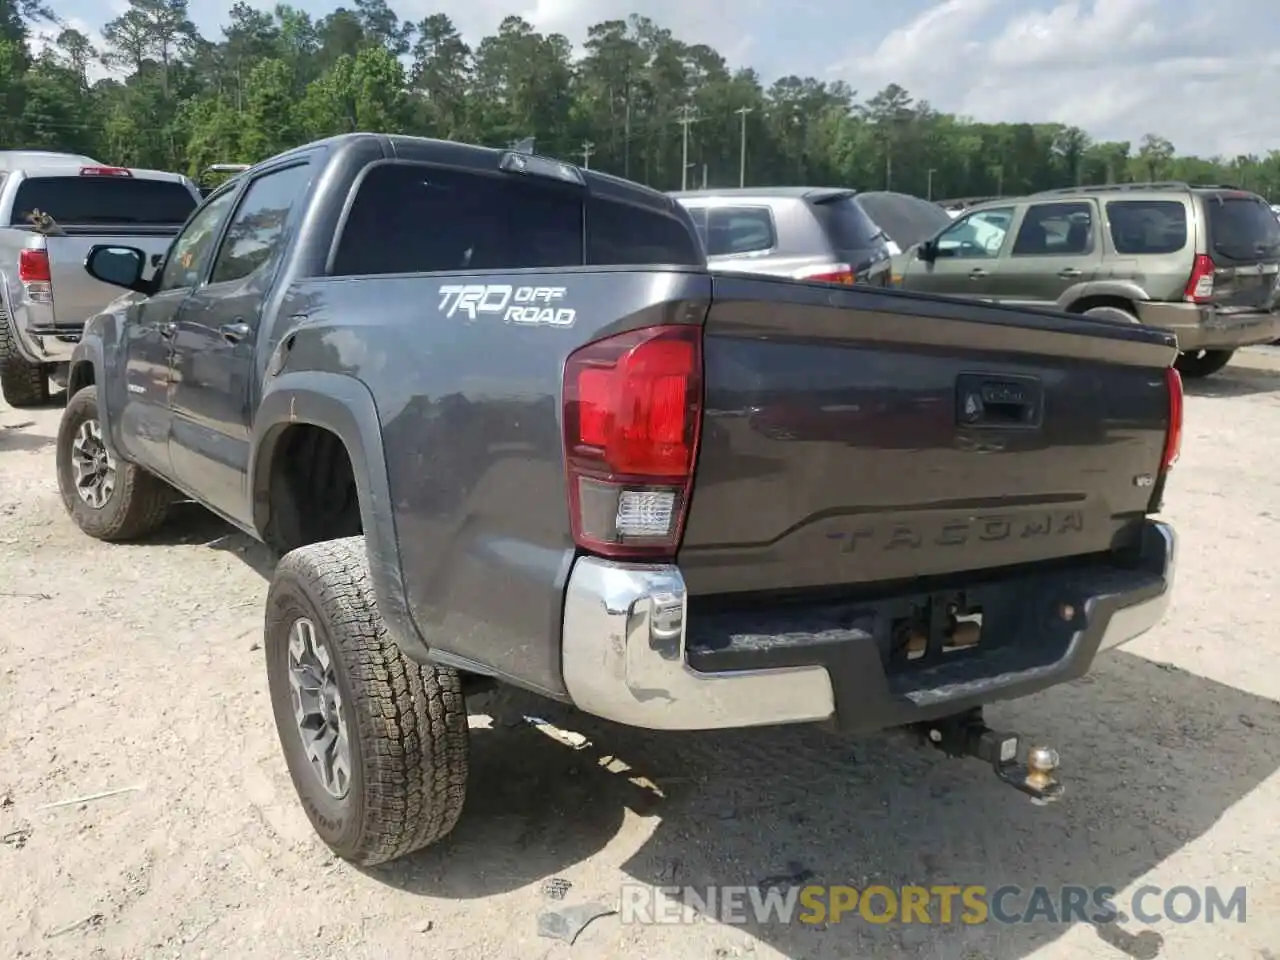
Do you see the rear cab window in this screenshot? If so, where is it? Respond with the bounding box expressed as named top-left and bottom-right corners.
top-left (1105, 200), bottom-right (1188, 255)
top-left (1203, 193), bottom-right (1280, 264)
top-left (10, 172), bottom-right (198, 226)
top-left (330, 162), bottom-right (701, 275)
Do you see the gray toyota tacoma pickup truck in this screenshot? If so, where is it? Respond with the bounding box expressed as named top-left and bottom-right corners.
top-left (56, 133), bottom-right (1181, 867)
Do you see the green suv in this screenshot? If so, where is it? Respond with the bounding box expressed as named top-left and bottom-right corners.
top-left (885, 182), bottom-right (1280, 377)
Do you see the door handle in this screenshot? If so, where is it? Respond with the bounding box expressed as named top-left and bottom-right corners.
top-left (1057, 268), bottom-right (1082, 279)
top-left (968, 268), bottom-right (988, 279)
top-left (219, 321), bottom-right (251, 344)
top-left (159, 321), bottom-right (176, 338)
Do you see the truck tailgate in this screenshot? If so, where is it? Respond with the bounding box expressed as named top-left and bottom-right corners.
top-left (46, 227), bottom-right (176, 325)
top-left (678, 276), bottom-right (1179, 595)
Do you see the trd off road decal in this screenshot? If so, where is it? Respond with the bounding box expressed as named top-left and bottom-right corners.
top-left (437, 284), bottom-right (576, 327)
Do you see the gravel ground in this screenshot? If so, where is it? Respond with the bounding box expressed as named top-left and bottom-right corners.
top-left (2, 350), bottom-right (1279, 960)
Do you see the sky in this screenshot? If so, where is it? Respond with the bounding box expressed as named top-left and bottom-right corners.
top-left (35, 0), bottom-right (1280, 159)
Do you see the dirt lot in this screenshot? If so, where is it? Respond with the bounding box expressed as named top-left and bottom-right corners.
top-left (2, 353), bottom-right (1280, 960)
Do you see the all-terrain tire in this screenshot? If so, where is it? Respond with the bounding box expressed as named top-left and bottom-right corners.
top-left (265, 536), bottom-right (469, 866)
top-left (1175, 348), bottom-right (1235, 378)
top-left (0, 310), bottom-right (50, 408)
top-left (55, 385), bottom-right (173, 540)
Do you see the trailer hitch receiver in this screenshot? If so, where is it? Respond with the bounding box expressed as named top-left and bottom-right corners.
top-left (918, 709), bottom-right (1064, 805)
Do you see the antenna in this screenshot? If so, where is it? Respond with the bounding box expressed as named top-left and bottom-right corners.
top-left (511, 137), bottom-right (536, 155)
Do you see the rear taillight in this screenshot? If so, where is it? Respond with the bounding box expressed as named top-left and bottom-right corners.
top-left (1162, 366), bottom-right (1183, 472)
top-left (1183, 254), bottom-right (1215, 303)
top-left (18, 248), bottom-right (52, 304)
top-left (803, 268), bottom-right (856, 285)
top-left (18, 249), bottom-right (50, 282)
top-left (79, 165), bottom-right (132, 177)
top-left (562, 325), bottom-right (703, 559)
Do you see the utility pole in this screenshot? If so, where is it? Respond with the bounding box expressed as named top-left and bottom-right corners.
top-left (580, 140), bottom-right (594, 170)
top-left (926, 167), bottom-right (935, 200)
top-left (735, 106), bottom-right (752, 188)
top-left (677, 105), bottom-right (699, 191)
top-left (623, 93), bottom-right (632, 180)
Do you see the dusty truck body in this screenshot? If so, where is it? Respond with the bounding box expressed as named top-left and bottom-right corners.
top-left (58, 133), bottom-right (1180, 868)
top-left (0, 161), bottom-right (201, 406)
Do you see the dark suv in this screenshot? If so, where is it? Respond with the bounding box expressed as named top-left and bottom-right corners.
top-left (886, 182), bottom-right (1280, 377)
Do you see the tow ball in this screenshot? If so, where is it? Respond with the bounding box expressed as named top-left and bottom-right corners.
top-left (915, 709), bottom-right (1064, 805)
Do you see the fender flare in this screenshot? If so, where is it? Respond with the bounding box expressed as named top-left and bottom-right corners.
top-left (1061, 280), bottom-right (1150, 312)
top-left (67, 339), bottom-right (120, 454)
top-left (251, 371), bottom-right (430, 663)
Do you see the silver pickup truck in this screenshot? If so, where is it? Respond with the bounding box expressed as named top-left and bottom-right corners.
top-left (0, 158), bottom-right (201, 407)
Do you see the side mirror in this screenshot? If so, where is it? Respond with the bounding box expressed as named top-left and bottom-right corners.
top-left (917, 240), bottom-right (937, 262)
top-left (85, 244), bottom-right (150, 293)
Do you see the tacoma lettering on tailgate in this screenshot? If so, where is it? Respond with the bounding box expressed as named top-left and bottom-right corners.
top-left (831, 509), bottom-right (1085, 553)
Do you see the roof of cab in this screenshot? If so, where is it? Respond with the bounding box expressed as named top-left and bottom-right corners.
top-left (0, 150), bottom-right (101, 172)
top-left (670, 186), bottom-right (856, 203)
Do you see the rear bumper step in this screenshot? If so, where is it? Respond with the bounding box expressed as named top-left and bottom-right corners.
top-left (560, 520), bottom-right (1175, 732)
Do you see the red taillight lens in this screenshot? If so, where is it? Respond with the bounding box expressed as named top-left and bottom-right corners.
top-left (1183, 254), bottom-right (1215, 303)
top-left (1162, 366), bottom-right (1183, 472)
top-left (804, 269), bottom-right (856, 285)
top-left (563, 325), bottom-right (703, 559)
top-left (79, 165), bottom-right (132, 177)
top-left (19, 249), bottom-right (50, 282)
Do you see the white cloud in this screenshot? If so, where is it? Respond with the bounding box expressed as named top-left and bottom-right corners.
top-left (394, 0), bottom-right (759, 64)
top-left (830, 0), bottom-right (1280, 157)
top-left (29, 16), bottom-right (117, 83)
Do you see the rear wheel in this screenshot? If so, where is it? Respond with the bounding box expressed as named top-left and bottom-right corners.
top-left (1081, 305), bottom-right (1139, 325)
top-left (55, 385), bottom-right (173, 540)
top-left (265, 536), bottom-right (470, 866)
top-left (1175, 348), bottom-right (1234, 378)
top-left (0, 312), bottom-right (50, 408)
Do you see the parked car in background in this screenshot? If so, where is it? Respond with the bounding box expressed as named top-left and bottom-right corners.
top-left (854, 190), bottom-right (956, 253)
top-left (938, 196), bottom-right (1002, 218)
top-left (0, 160), bottom-right (202, 406)
top-left (670, 187), bottom-right (893, 284)
top-left (883, 182), bottom-right (1280, 377)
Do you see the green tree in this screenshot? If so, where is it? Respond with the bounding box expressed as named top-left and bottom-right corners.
top-left (0, 2), bottom-right (1273, 202)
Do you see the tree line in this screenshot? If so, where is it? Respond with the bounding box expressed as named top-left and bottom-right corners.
top-left (3, 0), bottom-right (1278, 200)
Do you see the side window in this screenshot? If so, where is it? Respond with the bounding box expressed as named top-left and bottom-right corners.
top-left (1105, 200), bottom-right (1188, 255)
top-left (155, 190), bottom-right (238, 293)
top-left (331, 163), bottom-right (582, 276)
top-left (209, 163), bottom-right (312, 285)
top-left (704, 206), bottom-right (775, 256)
top-left (934, 206), bottom-right (1015, 259)
top-left (1013, 201), bottom-right (1094, 256)
top-left (585, 197), bottom-right (702, 266)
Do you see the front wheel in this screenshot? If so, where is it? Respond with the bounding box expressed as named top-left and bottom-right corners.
top-left (264, 536), bottom-right (470, 866)
top-left (1175, 348), bottom-right (1235, 378)
top-left (55, 385), bottom-right (174, 540)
